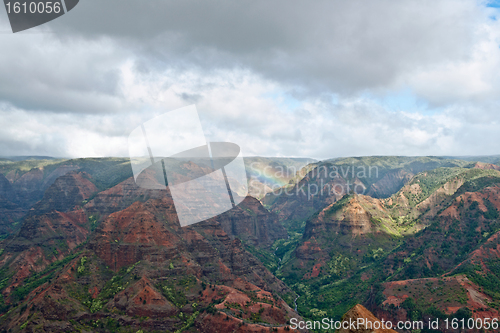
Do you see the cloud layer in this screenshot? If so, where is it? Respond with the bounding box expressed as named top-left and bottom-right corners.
top-left (0, 0), bottom-right (499, 159)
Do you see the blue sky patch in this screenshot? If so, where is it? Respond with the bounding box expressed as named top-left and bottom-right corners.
top-left (364, 88), bottom-right (442, 116)
top-left (261, 91), bottom-right (302, 111)
top-left (486, 0), bottom-right (500, 8)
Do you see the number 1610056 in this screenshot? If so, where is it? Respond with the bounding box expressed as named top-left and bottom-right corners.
top-left (5, 2), bottom-right (61, 14)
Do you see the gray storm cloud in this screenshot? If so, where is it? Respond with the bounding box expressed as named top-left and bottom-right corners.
top-left (48, 0), bottom-right (481, 94)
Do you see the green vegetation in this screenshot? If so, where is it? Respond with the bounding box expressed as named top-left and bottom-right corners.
top-left (455, 258), bottom-right (500, 306)
top-left (406, 167), bottom-right (465, 204)
top-left (0, 157), bottom-right (133, 195)
top-left (66, 258), bottom-right (141, 316)
top-left (174, 311), bottom-right (199, 333)
top-left (77, 256), bottom-right (87, 274)
top-left (157, 275), bottom-right (198, 308)
top-left (456, 174), bottom-right (500, 195)
top-left (244, 242), bottom-right (280, 273)
top-left (9, 252), bottom-right (81, 303)
top-left (0, 158), bottom-right (67, 175)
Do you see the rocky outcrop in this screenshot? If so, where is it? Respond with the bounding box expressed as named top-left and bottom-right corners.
top-left (2, 171), bottom-right (97, 255)
top-left (1, 209), bottom-right (90, 290)
top-left (303, 194), bottom-right (395, 240)
top-left (290, 194), bottom-right (399, 282)
top-left (209, 196), bottom-right (287, 247)
top-left (8, 209), bottom-right (89, 251)
top-left (0, 173), bottom-right (15, 201)
top-left (86, 175), bottom-right (285, 247)
top-left (196, 279), bottom-right (298, 332)
top-left (31, 171), bottom-right (97, 214)
top-left (108, 276), bottom-right (178, 317)
top-left (471, 162), bottom-right (500, 171)
top-left (10, 167), bottom-right (44, 207)
top-left (367, 169), bottom-right (414, 199)
top-left (0, 196), bottom-right (26, 238)
top-left (9, 165), bottom-right (80, 208)
top-left (88, 197), bottom-right (291, 295)
top-left (88, 198), bottom-right (183, 271)
top-left (381, 275), bottom-right (498, 319)
top-left (339, 304), bottom-right (397, 333)
top-left (0, 172), bottom-right (97, 292)
top-left (0, 174), bottom-right (26, 237)
top-left (84, 171), bottom-right (170, 218)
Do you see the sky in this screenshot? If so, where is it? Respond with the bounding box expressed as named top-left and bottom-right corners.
top-left (0, 0), bottom-right (500, 160)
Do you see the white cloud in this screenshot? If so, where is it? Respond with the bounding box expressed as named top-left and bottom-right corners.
top-left (0, 0), bottom-right (500, 159)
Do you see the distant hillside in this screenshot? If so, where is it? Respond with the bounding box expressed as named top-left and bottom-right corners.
top-left (262, 156), bottom-right (470, 233)
top-left (244, 156), bottom-right (316, 199)
top-left (443, 155), bottom-right (500, 165)
top-left (0, 156), bottom-right (59, 162)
